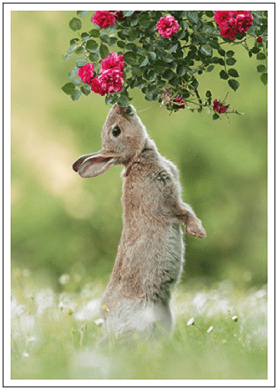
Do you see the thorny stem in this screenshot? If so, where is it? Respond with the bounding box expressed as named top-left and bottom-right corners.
top-left (194, 89), bottom-right (203, 108)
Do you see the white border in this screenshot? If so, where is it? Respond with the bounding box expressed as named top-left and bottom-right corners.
top-left (3, 2), bottom-right (275, 387)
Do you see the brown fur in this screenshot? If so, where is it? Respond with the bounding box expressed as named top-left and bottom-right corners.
top-left (73, 104), bottom-right (206, 338)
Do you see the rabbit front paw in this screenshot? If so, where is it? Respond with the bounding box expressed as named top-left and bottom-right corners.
top-left (185, 217), bottom-right (206, 238)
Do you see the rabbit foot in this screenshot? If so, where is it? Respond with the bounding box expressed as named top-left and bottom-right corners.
top-left (185, 218), bottom-right (206, 238)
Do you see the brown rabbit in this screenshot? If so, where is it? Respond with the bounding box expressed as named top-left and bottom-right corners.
top-left (73, 104), bottom-right (206, 340)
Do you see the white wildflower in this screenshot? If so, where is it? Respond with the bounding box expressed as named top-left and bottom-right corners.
top-left (187, 317), bottom-right (195, 326)
top-left (207, 326), bottom-right (213, 333)
top-left (94, 318), bottom-right (105, 326)
top-left (59, 274), bottom-right (70, 285)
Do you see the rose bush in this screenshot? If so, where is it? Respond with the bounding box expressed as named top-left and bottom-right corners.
top-left (62, 10), bottom-right (268, 120)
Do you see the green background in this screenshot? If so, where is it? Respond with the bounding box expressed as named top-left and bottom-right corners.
top-left (11, 11), bottom-right (267, 292)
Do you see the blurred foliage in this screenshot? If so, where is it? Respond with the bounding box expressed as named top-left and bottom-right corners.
top-left (11, 11), bottom-right (267, 291)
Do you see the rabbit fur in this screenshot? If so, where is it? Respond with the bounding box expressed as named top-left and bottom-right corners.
top-left (73, 103), bottom-right (206, 340)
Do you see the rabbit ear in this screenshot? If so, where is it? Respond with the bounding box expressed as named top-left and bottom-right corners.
top-left (73, 152), bottom-right (116, 178)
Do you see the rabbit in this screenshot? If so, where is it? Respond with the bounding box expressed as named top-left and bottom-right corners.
top-left (73, 103), bottom-right (206, 340)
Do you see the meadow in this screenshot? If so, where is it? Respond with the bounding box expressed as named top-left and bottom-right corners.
top-left (11, 267), bottom-right (267, 380)
top-left (9, 9), bottom-right (270, 383)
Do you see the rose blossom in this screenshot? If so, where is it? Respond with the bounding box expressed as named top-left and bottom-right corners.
top-left (214, 10), bottom-right (253, 40)
top-left (92, 11), bottom-right (115, 29)
top-left (101, 52), bottom-right (124, 73)
top-left (113, 11), bottom-right (124, 20)
top-left (173, 97), bottom-right (185, 111)
top-left (90, 77), bottom-right (105, 96)
top-left (213, 99), bottom-right (229, 114)
top-left (214, 11), bottom-right (233, 26)
top-left (235, 12), bottom-right (253, 34)
top-left (98, 68), bottom-right (124, 94)
top-left (156, 15), bottom-right (179, 38)
top-left (78, 63), bottom-right (95, 85)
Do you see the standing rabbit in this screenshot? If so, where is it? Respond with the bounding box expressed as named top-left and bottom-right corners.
top-left (73, 103), bottom-right (206, 340)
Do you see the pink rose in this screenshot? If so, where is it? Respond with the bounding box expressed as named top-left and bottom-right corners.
top-left (92, 11), bottom-right (115, 29)
top-left (78, 63), bottom-right (95, 85)
top-left (213, 99), bottom-right (229, 114)
top-left (214, 11), bottom-right (233, 26)
top-left (101, 52), bottom-right (124, 73)
top-left (219, 19), bottom-right (237, 40)
top-left (156, 15), bottom-right (179, 38)
top-left (235, 13), bottom-right (253, 34)
top-left (173, 97), bottom-right (185, 111)
top-left (90, 77), bottom-right (105, 96)
top-left (113, 11), bottom-right (124, 20)
top-left (214, 10), bottom-right (253, 40)
top-left (98, 68), bottom-right (124, 94)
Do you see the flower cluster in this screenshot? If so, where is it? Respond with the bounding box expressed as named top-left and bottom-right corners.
top-left (78, 52), bottom-right (124, 96)
top-left (213, 99), bottom-right (230, 114)
top-left (92, 10), bottom-right (116, 29)
top-left (214, 11), bottom-right (253, 40)
top-left (156, 15), bottom-right (180, 38)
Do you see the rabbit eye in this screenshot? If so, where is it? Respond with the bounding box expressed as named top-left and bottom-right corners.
top-left (112, 126), bottom-right (121, 137)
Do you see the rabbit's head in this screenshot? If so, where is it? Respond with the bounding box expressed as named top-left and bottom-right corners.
top-left (73, 104), bottom-right (149, 178)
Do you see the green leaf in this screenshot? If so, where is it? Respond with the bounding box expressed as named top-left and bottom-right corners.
top-left (117, 40), bottom-right (126, 49)
top-left (147, 70), bottom-right (156, 82)
top-left (99, 44), bottom-right (109, 59)
top-left (69, 17), bottom-right (82, 31)
top-left (206, 90), bottom-right (212, 98)
top-left (71, 89), bottom-right (82, 101)
top-left (209, 40), bottom-right (219, 49)
top-left (213, 112), bottom-right (220, 120)
top-left (187, 11), bottom-right (198, 24)
top-left (76, 58), bottom-right (87, 68)
top-left (148, 51), bottom-right (157, 61)
top-left (163, 53), bottom-right (174, 63)
top-left (69, 67), bottom-right (79, 79)
top-left (131, 66), bottom-right (143, 77)
top-left (257, 64), bottom-right (267, 73)
top-left (145, 94), bottom-right (154, 101)
top-left (226, 50), bottom-right (235, 57)
top-left (61, 82), bottom-right (76, 95)
top-left (220, 70), bottom-right (229, 80)
top-left (251, 46), bottom-right (260, 54)
top-left (75, 46), bottom-right (86, 55)
top-left (163, 69), bottom-right (176, 80)
top-left (228, 79), bottom-right (240, 91)
top-left (67, 44), bottom-right (78, 54)
top-left (207, 65), bottom-right (214, 72)
top-left (260, 72), bottom-right (267, 85)
top-left (81, 85), bottom-right (91, 96)
top-left (89, 52), bottom-right (99, 62)
top-left (117, 95), bottom-right (129, 107)
top-left (156, 80), bottom-right (166, 88)
top-left (140, 57), bottom-right (149, 67)
top-left (105, 95), bottom-right (114, 105)
top-left (200, 44), bottom-right (212, 56)
top-left (124, 51), bottom-right (137, 64)
top-left (89, 29), bottom-right (100, 38)
top-left (168, 43), bottom-right (179, 53)
top-left (77, 11), bottom-right (87, 17)
top-left (86, 39), bottom-right (98, 51)
top-left (177, 64), bottom-right (186, 76)
top-left (218, 48), bottom-right (225, 56)
top-left (123, 11), bottom-right (135, 17)
top-left (257, 52), bottom-right (266, 60)
top-left (228, 68), bottom-right (239, 78)
top-left (226, 57), bottom-right (237, 66)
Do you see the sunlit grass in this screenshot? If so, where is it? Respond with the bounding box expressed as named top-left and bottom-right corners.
top-left (11, 267), bottom-right (267, 380)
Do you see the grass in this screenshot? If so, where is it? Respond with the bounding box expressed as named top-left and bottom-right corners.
top-left (11, 267), bottom-right (267, 381)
